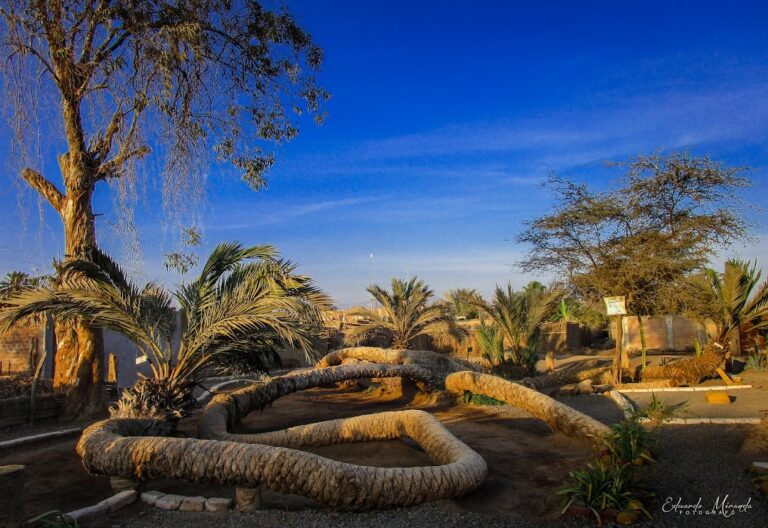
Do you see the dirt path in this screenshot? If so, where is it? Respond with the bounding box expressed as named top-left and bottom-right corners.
top-left (5, 382), bottom-right (767, 527)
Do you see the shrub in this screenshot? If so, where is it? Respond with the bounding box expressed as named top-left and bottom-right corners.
top-left (745, 352), bottom-right (768, 371)
top-left (460, 390), bottom-right (505, 406)
top-left (0, 374), bottom-right (53, 399)
top-left (558, 461), bottom-right (633, 524)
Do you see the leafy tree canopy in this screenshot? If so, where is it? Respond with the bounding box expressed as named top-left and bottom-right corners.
top-left (518, 152), bottom-right (751, 316)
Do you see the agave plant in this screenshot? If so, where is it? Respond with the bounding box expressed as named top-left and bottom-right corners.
top-left (0, 242), bottom-right (331, 421)
top-left (475, 281), bottom-right (563, 369)
top-left (345, 276), bottom-right (466, 349)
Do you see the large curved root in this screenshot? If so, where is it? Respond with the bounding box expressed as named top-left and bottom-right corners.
top-left (317, 347), bottom-right (481, 385)
top-left (77, 362), bottom-right (607, 511)
top-left (519, 360), bottom-right (612, 390)
top-left (197, 363), bottom-right (437, 437)
top-left (77, 411), bottom-right (487, 510)
top-left (445, 371), bottom-right (610, 440)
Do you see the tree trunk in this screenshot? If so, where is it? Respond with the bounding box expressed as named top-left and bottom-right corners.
top-left (445, 371), bottom-right (610, 439)
top-left (56, 159), bottom-right (106, 417)
top-left (637, 314), bottom-right (647, 372)
top-left (612, 315), bottom-right (624, 384)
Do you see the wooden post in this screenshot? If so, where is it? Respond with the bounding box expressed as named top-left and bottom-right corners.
top-left (108, 353), bottom-right (119, 383)
top-left (236, 487), bottom-right (263, 511)
top-left (613, 315), bottom-right (624, 384)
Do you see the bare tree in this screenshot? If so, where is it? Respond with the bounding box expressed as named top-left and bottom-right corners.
top-left (0, 0), bottom-right (328, 416)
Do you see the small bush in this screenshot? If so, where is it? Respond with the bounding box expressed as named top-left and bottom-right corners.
top-left (560, 415), bottom-right (656, 524)
top-left (745, 352), bottom-right (768, 372)
top-left (27, 510), bottom-right (79, 527)
top-left (558, 461), bottom-right (633, 524)
top-left (637, 393), bottom-right (686, 424)
top-left (460, 390), bottom-right (505, 406)
top-left (600, 417), bottom-right (654, 466)
top-left (0, 374), bottom-right (53, 399)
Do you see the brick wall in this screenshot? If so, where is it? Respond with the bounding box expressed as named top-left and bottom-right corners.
top-left (0, 321), bottom-right (46, 375)
top-left (612, 315), bottom-right (712, 352)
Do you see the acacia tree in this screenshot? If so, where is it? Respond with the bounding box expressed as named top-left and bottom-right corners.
top-left (0, 1), bottom-right (328, 416)
top-left (518, 152), bottom-right (750, 368)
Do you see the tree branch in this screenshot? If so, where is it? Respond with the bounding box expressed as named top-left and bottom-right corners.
top-left (22, 168), bottom-right (65, 212)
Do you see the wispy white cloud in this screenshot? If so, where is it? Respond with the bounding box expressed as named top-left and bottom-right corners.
top-left (288, 81), bottom-right (768, 178)
top-left (210, 195), bottom-right (388, 229)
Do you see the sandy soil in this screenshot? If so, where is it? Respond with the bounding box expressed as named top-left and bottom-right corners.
top-left (2, 384), bottom-right (596, 524)
top-left (3, 379), bottom-right (768, 527)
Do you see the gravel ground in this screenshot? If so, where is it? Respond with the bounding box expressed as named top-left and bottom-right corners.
top-left (106, 424), bottom-right (768, 528)
top-left (110, 503), bottom-right (590, 528)
top-left (0, 417), bottom-right (93, 442)
top-left (634, 424), bottom-right (768, 527)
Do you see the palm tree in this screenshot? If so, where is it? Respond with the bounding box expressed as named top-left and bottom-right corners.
top-left (345, 277), bottom-right (465, 349)
top-left (0, 242), bottom-right (331, 420)
top-left (474, 321), bottom-right (504, 366)
top-left (697, 259), bottom-right (768, 355)
top-left (0, 271), bottom-right (50, 300)
top-left (443, 288), bottom-right (484, 319)
top-left (477, 282), bottom-right (563, 370)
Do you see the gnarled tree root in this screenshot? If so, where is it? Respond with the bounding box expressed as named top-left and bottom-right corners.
top-left (317, 347), bottom-right (481, 386)
top-left (77, 363), bottom-right (607, 511)
top-left (445, 371), bottom-right (610, 440)
top-left (77, 410), bottom-right (487, 510)
top-left (77, 363), bottom-right (487, 510)
top-left (197, 363), bottom-right (438, 439)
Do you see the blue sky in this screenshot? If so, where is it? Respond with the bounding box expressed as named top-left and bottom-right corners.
top-left (2, 1), bottom-right (768, 307)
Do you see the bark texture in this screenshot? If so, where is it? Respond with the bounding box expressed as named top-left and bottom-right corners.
top-left (78, 364), bottom-right (487, 510)
top-left (519, 361), bottom-right (612, 390)
top-left (445, 371), bottom-right (610, 440)
top-left (317, 347), bottom-right (481, 387)
top-left (77, 362), bottom-right (607, 510)
top-left (77, 410), bottom-right (487, 510)
top-left (24, 159), bottom-right (106, 418)
top-left (641, 345), bottom-right (725, 385)
top-left (197, 363), bottom-right (437, 439)
top-left (53, 319), bottom-right (104, 417)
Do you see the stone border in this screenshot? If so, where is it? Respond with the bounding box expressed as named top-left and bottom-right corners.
top-left (605, 390), bottom-right (762, 425)
top-left (0, 427), bottom-right (82, 450)
top-left (648, 417), bottom-right (762, 425)
top-left (141, 490), bottom-right (232, 512)
top-left (65, 489), bottom-right (137, 523)
top-left (618, 384), bottom-right (752, 393)
top-left (606, 390), bottom-right (635, 419)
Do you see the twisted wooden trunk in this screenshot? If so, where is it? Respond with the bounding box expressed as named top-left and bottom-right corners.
top-left (77, 360), bottom-right (607, 510)
top-left (445, 371), bottom-right (610, 439)
top-left (78, 363), bottom-right (487, 510)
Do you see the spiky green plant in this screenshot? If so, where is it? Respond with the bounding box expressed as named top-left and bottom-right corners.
top-left (600, 417), bottom-right (654, 466)
top-left (558, 461), bottom-right (633, 525)
top-left (27, 510), bottom-right (79, 527)
top-left (475, 281), bottom-right (563, 369)
top-left (344, 276), bottom-right (466, 349)
top-left (443, 288), bottom-right (484, 319)
top-left (0, 242), bottom-right (331, 420)
top-left (474, 320), bottom-right (504, 365)
top-left (745, 352), bottom-right (768, 371)
top-left (697, 259), bottom-right (768, 355)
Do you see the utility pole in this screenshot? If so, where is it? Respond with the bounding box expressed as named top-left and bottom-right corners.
top-left (369, 253), bottom-right (376, 311)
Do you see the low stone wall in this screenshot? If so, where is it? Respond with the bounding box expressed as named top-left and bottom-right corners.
top-left (0, 394), bottom-right (59, 428)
